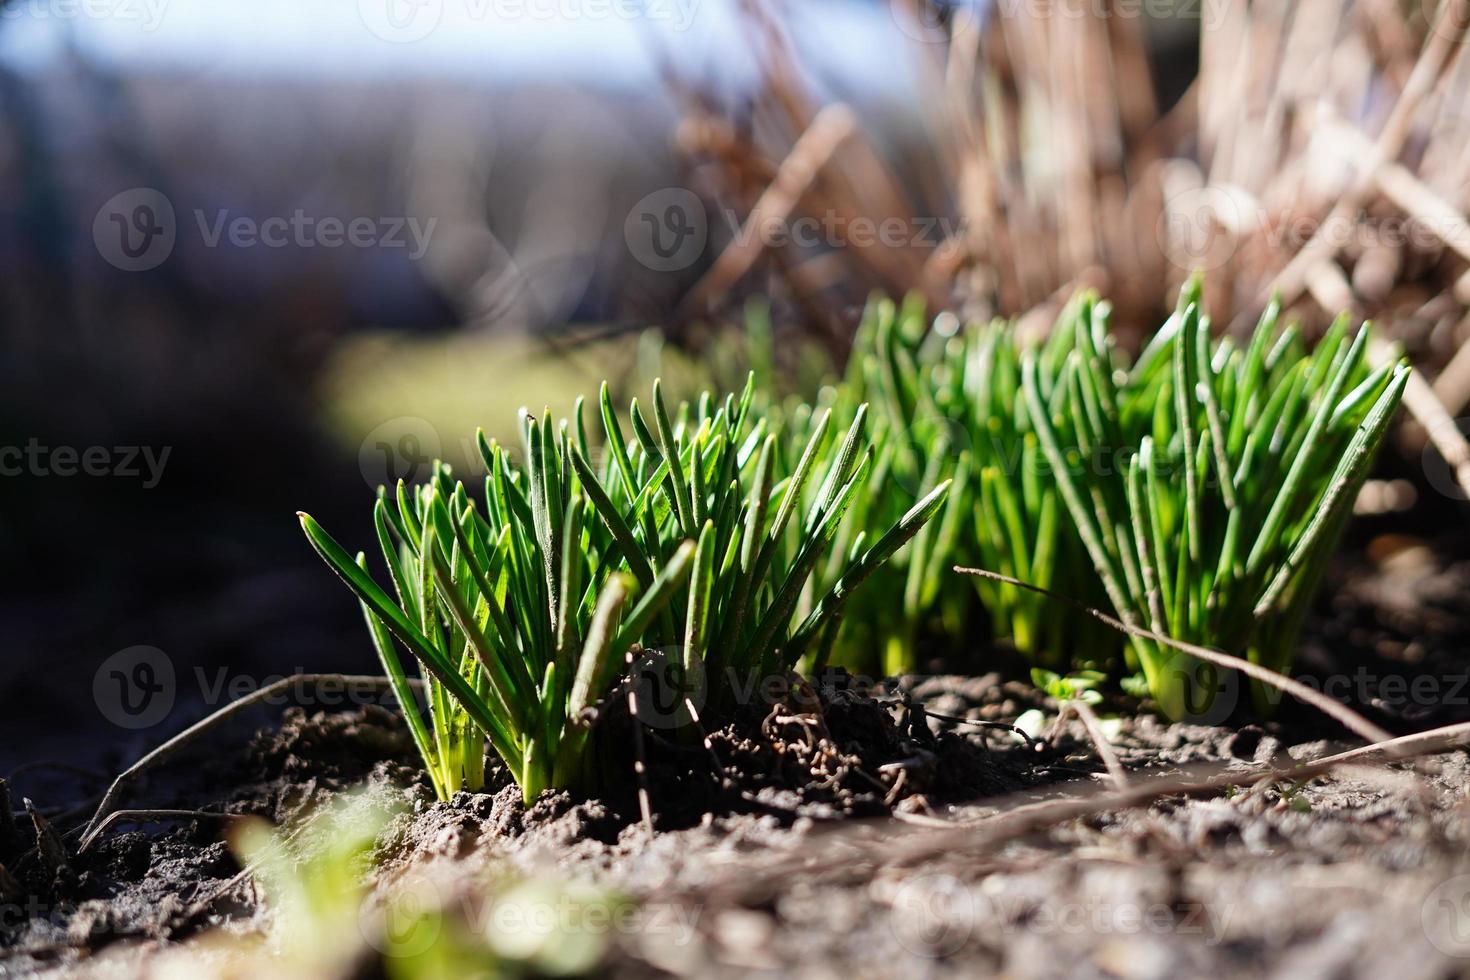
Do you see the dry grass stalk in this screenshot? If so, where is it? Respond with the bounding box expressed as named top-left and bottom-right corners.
top-left (660, 0), bottom-right (1470, 500)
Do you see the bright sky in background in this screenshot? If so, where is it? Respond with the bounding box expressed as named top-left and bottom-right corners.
top-left (0, 0), bottom-right (927, 104)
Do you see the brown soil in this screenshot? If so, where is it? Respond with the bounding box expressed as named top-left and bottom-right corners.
top-left (4, 523), bottom-right (1470, 978)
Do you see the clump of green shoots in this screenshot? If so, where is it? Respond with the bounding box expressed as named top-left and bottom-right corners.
top-left (568, 377), bottom-right (948, 693)
top-left (960, 313), bottom-right (1121, 670)
top-left (1024, 282), bottom-right (1410, 717)
top-left (807, 294), bottom-right (1115, 675)
top-left (299, 455), bottom-right (694, 806)
top-left (813, 295), bottom-right (975, 675)
top-left (300, 376), bottom-right (948, 805)
top-left (648, 285), bottom-right (1404, 722)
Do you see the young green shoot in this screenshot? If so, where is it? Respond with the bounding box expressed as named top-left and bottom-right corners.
top-left (300, 376), bottom-right (948, 804)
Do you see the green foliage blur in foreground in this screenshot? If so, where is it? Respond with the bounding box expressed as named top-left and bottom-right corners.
top-left (214, 792), bottom-right (625, 978)
top-left (301, 378), bottom-right (948, 804)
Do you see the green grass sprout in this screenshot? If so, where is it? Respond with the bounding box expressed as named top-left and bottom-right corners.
top-left (301, 281), bottom-right (1402, 800)
top-left (801, 294), bottom-right (1116, 674)
top-left (1023, 280), bottom-right (1410, 717)
top-left (808, 284), bottom-right (1405, 716)
top-left (300, 376), bottom-right (948, 805)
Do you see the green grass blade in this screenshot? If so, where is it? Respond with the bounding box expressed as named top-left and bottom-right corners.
top-left (599, 381), bottom-right (639, 500)
top-left (1254, 364), bottom-right (1409, 614)
top-left (356, 554), bottom-right (446, 800)
top-left (785, 479), bottom-right (952, 659)
top-left (426, 532), bottom-right (528, 737)
top-left (1244, 322), bottom-right (1369, 577)
top-left (299, 513), bottom-right (511, 757)
top-left (569, 447), bottom-right (656, 588)
top-left (651, 379), bottom-right (697, 537)
top-left (1022, 359), bottom-right (1138, 628)
top-left (683, 521), bottom-right (716, 671)
top-left (566, 575), bottom-right (633, 721)
top-left (610, 539), bottom-right (697, 655)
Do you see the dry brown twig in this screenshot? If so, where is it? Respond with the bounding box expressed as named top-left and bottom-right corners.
top-left (80, 674), bottom-right (420, 852)
top-left (674, 718), bottom-right (1470, 909)
top-left (680, 105), bottom-right (859, 314)
top-left (954, 566), bottom-right (1393, 744)
top-left (1069, 698), bottom-right (1130, 790)
top-left (669, 0), bottom-right (1470, 417)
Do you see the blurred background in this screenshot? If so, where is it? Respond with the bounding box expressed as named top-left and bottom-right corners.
top-left (3, 0), bottom-right (1469, 778)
